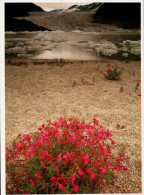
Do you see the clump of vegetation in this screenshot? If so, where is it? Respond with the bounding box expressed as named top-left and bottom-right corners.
top-left (6, 117), bottom-right (128, 194)
top-left (104, 64), bottom-right (124, 80)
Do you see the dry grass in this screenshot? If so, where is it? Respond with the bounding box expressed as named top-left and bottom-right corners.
top-left (5, 59), bottom-right (141, 193)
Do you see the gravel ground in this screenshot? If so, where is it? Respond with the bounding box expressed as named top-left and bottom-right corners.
top-left (5, 59), bottom-right (141, 193)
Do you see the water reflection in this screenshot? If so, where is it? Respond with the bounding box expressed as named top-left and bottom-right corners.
top-left (5, 31), bottom-right (141, 61)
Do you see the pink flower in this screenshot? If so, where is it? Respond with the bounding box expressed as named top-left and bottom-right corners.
top-left (50, 176), bottom-right (57, 182)
top-left (17, 142), bottom-right (24, 151)
top-left (101, 182), bottom-right (105, 190)
top-left (111, 181), bottom-right (115, 185)
top-left (55, 166), bottom-right (59, 172)
top-left (115, 166), bottom-right (120, 171)
top-left (123, 167), bottom-right (128, 171)
top-left (26, 148), bottom-right (36, 159)
top-left (90, 172), bottom-right (96, 179)
top-left (38, 151), bottom-right (49, 160)
top-left (83, 153), bottom-right (89, 165)
top-left (39, 161), bottom-right (45, 168)
top-left (77, 141), bottom-right (85, 147)
top-left (41, 124), bottom-right (45, 128)
top-left (120, 156), bottom-right (125, 161)
top-left (106, 64), bottom-right (110, 67)
top-left (78, 169), bottom-right (84, 178)
top-left (100, 169), bottom-right (107, 177)
top-left (57, 183), bottom-right (66, 192)
top-left (23, 133), bottom-right (31, 141)
top-left (73, 185), bottom-right (79, 192)
top-left (86, 169), bottom-right (91, 174)
top-left (69, 172), bottom-right (76, 185)
top-left (110, 139), bottom-right (116, 145)
top-left (34, 172), bottom-right (41, 178)
top-left (43, 183), bottom-right (46, 188)
top-left (90, 148), bottom-right (95, 154)
top-left (63, 151), bottom-right (71, 164)
top-left (6, 151), bottom-right (9, 160)
top-left (57, 154), bottom-right (62, 165)
top-left (30, 179), bottom-right (35, 187)
top-left (93, 118), bottom-right (99, 125)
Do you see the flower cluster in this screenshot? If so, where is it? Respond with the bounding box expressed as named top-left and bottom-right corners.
top-left (6, 117), bottom-right (128, 194)
top-left (104, 64), bottom-right (124, 80)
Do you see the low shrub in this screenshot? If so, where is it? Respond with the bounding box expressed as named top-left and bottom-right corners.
top-left (6, 117), bottom-right (128, 194)
top-left (104, 64), bottom-right (124, 80)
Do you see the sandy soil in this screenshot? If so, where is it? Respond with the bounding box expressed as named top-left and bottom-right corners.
top-left (5, 59), bottom-right (141, 193)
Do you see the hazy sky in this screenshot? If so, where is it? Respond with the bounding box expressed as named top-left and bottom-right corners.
top-left (34, 2), bottom-right (92, 11)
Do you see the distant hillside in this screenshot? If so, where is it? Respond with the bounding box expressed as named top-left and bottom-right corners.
top-left (5, 18), bottom-right (51, 31)
top-left (5, 3), bottom-right (44, 17)
top-left (5, 3), bottom-right (52, 31)
top-left (93, 3), bottom-right (140, 29)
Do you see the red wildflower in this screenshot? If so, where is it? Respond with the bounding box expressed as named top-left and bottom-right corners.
top-left (101, 182), bottom-right (105, 190)
top-left (57, 153), bottom-right (62, 165)
top-left (23, 133), bottom-right (31, 141)
top-left (120, 156), bottom-right (125, 161)
top-left (38, 151), bottom-right (49, 160)
top-left (6, 151), bottom-right (9, 160)
top-left (123, 167), bottom-right (128, 171)
top-left (30, 179), bottom-right (35, 187)
top-left (41, 124), bottom-right (45, 128)
top-left (57, 183), bottom-right (66, 192)
top-left (78, 169), bottom-right (84, 178)
top-left (93, 118), bottom-right (99, 125)
top-left (111, 181), bottom-right (115, 185)
top-left (90, 148), bottom-right (95, 154)
top-left (55, 166), bottom-right (59, 172)
top-left (69, 172), bottom-right (76, 185)
top-left (115, 166), bottom-right (120, 171)
top-left (39, 161), bottom-right (45, 168)
top-left (86, 169), bottom-right (91, 174)
top-left (63, 151), bottom-right (71, 164)
top-left (100, 169), bottom-right (107, 177)
top-left (34, 172), bottom-right (41, 178)
top-left (110, 139), bottom-right (116, 145)
top-left (90, 172), bottom-right (96, 179)
top-left (83, 153), bottom-right (89, 165)
top-left (17, 142), bottom-right (24, 151)
top-left (73, 185), bottom-right (79, 192)
top-left (50, 176), bottom-right (57, 182)
top-left (26, 148), bottom-right (36, 159)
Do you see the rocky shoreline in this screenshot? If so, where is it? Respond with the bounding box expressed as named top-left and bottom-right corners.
top-left (6, 58), bottom-right (141, 193)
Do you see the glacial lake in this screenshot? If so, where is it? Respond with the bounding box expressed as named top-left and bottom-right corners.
top-left (5, 31), bottom-right (141, 61)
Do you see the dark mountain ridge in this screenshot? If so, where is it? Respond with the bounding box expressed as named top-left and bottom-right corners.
top-left (93, 3), bottom-right (140, 29)
top-left (5, 18), bottom-right (49, 32)
top-left (5, 3), bottom-right (44, 17)
top-left (5, 3), bottom-right (51, 31)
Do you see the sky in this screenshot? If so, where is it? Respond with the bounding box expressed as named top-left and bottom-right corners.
top-left (34, 2), bottom-right (91, 11)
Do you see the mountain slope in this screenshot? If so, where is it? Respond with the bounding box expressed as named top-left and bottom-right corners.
top-left (93, 3), bottom-right (140, 29)
top-left (5, 3), bottom-right (44, 17)
top-left (5, 18), bottom-right (50, 31)
top-left (5, 3), bottom-right (51, 31)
